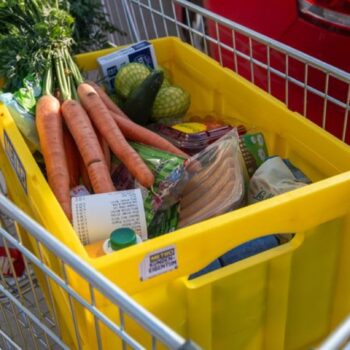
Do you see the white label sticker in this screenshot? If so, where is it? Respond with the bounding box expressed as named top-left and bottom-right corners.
top-left (140, 245), bottom-right (178, 281)
top-left (72, 189), bottom-right (147, 245)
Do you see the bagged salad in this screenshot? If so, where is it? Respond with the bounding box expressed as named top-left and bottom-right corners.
top-left (111, 142), bottom-right (187, 238)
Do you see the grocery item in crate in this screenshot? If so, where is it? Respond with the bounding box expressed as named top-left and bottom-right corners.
top-left (114, 63), bottom-right (191, 123)
top-left (187, 114), bottom-right (230, 129)
top-left (110, 143), bottom-right (186, 237)
top-left (219, 235), bottom-right (279, 266)
top-left (239, 132), bottom-right (269, 177)
top-left (85, 227), bottom-right (142, 258)
top-left (249, 156), bottom-right (311, 203)
top-left (149, 119), bottom-right (246, 155)
top-left (115, 63), bottom-right (152, 99)
top-left (130, 142), bottom-right (186, 237)
top-left (0, 92), bottom-right (40, 152)
top-left (111, 163), bottom-right (135, 191)
top-left (97, 41), bottom-right (157, 92)
top-left (122, 69), bottom-right (164, 125)
top-left (147, 204), bottom-right (179, 238)
top-left (189, 235), bottom-right (279, 279)
top-left (178, 129), bottom-right (246, 228)
top-left (249, 157), bottom-right (311, 243)
top-left (157, 65), bottom-right (172, 88)
top-left (189, 259), bottom-right (222, 279)
top-left (151, 85), bottom-right (191, 121)
top-left (70, 185), bottom-right (90, 197)
top-left (72, 189), bottom-right (147, 245)
top-left (283, 159), bottom-right (312, 184)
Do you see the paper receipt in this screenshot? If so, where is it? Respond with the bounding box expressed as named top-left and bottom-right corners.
top-left (72, 189), bottom-right (147, 245)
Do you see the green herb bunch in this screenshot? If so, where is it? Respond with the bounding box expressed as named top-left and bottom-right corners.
top-left (0, 0), bottom-right (75, 92)
top-left (0, 0), bottom-right (120, 92)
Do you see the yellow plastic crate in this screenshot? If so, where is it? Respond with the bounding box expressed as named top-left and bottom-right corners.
top-left (1, 37), bottom-right (350, 349)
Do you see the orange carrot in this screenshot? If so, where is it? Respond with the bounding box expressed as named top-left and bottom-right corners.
top-left (61, 99), bottom-right (115, 193)
top-left (86, 81), bottom-right (187, 157)
top-left (86, 80), bottom-right (129, 119)
top-left (87, 81), bottom-right (188, 157)
top-left (87, 161), bottom-right (114, 194)
top-left (80, 156), bottom-right (92, 192)
top-left (36, 95), bottom-right (72, 220)
top-left (110, 111), bottom-right (188, 158)
top-left (95, 127), bottom-right (111, 172)
top-left (102, 139), bottom-right (111, 171)
top-left (62, 124), bottom-right (80, 188)
top-left (77, 83), bottom-right (154, 188)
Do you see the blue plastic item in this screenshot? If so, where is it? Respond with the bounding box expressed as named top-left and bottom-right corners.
top-left (189, 259), bottom-right (222, 279)
top-left (219, 235), bottom-right (279, 266)
top-left (189, 235), bottom-right (279, 279)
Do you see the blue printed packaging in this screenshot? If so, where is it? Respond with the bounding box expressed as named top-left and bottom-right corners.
top-left (97, 41), bottom-right (157, 91)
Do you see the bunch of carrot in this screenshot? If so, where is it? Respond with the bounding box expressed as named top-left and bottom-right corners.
top-left (36, 50), bottom-right (187, 221)
top-left (1, 0), bottom-right (187, 221)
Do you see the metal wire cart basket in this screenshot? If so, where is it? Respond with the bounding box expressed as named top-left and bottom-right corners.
top-left (1, 0), bottom-right (350, 349)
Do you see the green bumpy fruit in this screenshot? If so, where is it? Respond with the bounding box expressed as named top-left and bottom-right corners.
top-left (152, 86), bottom-right (191, 120)
top-left (157, 65), bottom-right (172, 82)
top-left (114, 63), bottom-right (151, 98)
top-left (157, 65), bottom-right (171, 89)
top-left (161, 78), bottom-right (171, 89)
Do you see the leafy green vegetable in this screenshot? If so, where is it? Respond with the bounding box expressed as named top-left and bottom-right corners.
top-left (13, 75), bottom-right (41, 113)
top-left (0, 0), bottom-right (122, 93)
top-left (0, 1), bottom-right (75, 92)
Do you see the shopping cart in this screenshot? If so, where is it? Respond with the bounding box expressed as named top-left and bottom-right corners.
top-left (1, 0), bottom-right (350, 349)
top-left (0, 186), bottom-right (198, 349)
top-left (104, 0), bottom-right (350, 144)
top-left (318, 316), bottom-right (350, 350)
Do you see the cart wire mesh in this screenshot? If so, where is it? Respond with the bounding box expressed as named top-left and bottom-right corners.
top-left (1, 0), bottom-right (350, 349)
top-left (318, 315), bottom-right (350, 350)
top-left (103, 0), bottom-right (350, 144)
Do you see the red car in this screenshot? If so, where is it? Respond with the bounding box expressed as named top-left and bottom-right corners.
top-left (182, 0), bottom-right (350, 142)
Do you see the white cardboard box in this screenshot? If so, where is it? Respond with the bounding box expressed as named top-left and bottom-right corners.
top-left (97, 41), bottom-right (157, 92)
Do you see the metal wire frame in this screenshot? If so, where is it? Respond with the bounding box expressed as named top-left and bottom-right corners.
top-left (0, 194), bottom-right (198, 350)
top-left (102, 0), bottom-right (350, 345)
top-left (318, 315), bottom-right (350, 350)
top-left (1, 0), bottom-right (349, 348)
top-left (102, 0), bottom-right (350, 143)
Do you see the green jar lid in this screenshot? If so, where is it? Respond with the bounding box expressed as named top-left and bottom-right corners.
top-left (109, 228), bottom-right (137, 251)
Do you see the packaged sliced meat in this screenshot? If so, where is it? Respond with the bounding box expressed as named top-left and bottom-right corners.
top-left (178, 129), bottom-right (246, 228)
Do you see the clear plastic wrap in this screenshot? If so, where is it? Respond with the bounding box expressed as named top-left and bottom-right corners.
top-left (111, 143), bottom-right (186, 237)
top-left (0, 93), bottom-right (40, 152)
top-left (177, 129), bottom-right (246, 228)
top-left (248, 156), bottom-right (310, 204)
top-left (148, 116), bottom-right (247, 155)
